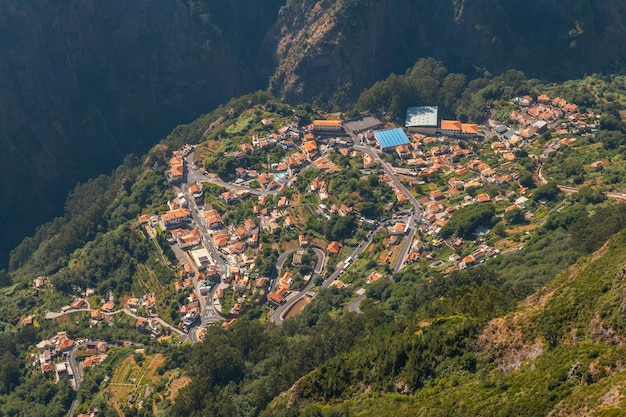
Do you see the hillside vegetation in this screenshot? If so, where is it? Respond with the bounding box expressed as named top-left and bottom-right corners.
top-left (0, 0), bottom-right (281, 264)
top-left (258, 228), bottom-right (626, 417)
top-left (1, 63), bottom-right (626, 416)
top-left (3, 0), bottom-right (626, 264)
top-left (268, 0), bottom-right (626, 105)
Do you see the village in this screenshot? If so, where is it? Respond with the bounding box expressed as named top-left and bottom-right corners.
top-left (26, 91), bottom-right (605, 400)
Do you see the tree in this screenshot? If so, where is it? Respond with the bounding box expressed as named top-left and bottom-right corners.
top-left (358, 202), bottom-right (382, 219)
top-left (532, 182), bottom-right (559, 202)
top-left (518, 172), bottom-right (534, 188)
top-left (492, 222), bottom-right (507, 237)
top-left (439, 73), bottom-right (467, 111)
top-left (574, 186), bottom-right (606, 205)
top-left (0, 351), bottom-right (20, 394)
top-left (325, 215), bottom-right (357, 241)
top-left (504, 208), bottom-right (526, 225)
top-left (440, 203), bottom-right (496, 239)
top-left (0, 269), bottom-right (11, 287)
top-left (596, 130), bottom-right (626, 149)
top-left (599, 114), bottom-right (624, 132)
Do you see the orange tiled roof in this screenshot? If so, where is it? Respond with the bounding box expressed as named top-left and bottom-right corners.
top-left (313, 120), bottom-right (342, 127)
top-left (303, 140), bottom-right (318, 152)
top-left (161, 208), bottom-right (191, 223)
top-left (537, 94), bottom-right (550, 102)
top-left (268, 292), bottom-right (284, 304)
top-left (327, 241), bottom-right (342, 254)
top-left (461, 123), bottom-right (478, 134)
top-left (441, 120), bottom-right (462, 131)
top-left (83, 356), bottom-right (101, 367)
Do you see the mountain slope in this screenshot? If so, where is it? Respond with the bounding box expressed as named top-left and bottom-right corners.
top-left (265, 227), bottom-right (626, 416)
top-left (266, 0), bottom-right (626, 105)
top-left (3, 0), bottom-right (626, 265)
top-left (0, 0), bottom-right (279, 264)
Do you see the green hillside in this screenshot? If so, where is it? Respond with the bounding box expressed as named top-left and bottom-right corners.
top-left (1, 66), bottom-right (626, 416)
top-left (2, 0), bottom-right (626, 265)
top-left (262, 228), bottom-right (626, 417)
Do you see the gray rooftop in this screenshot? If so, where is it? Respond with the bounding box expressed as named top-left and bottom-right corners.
top-left (343, 116), bottom-right (383, 134)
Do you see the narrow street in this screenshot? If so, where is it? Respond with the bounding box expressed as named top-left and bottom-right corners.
top-left (271, 247), bottom-right (326, 325)
top-left (352, 144), bottom-right (423, 272)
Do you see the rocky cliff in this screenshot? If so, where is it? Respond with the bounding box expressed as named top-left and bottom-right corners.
top-left (266, 0), bottom-right (626, 105)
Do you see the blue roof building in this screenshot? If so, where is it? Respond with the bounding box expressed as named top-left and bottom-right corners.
top-left (374, 128), bottom-right (410, 150)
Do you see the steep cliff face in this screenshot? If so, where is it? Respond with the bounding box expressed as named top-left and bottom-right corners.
top-left (266, 0), bottom-right (626, 105)
top-left (0, 0), bottom-right (278, 263)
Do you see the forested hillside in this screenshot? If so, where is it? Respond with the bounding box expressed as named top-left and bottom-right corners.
top-left (2, 0), bottom-right (626, 265)
top-left (0, 65), bottom-right (625, 415)
top-left (0, 0), bottom-right (281, 264)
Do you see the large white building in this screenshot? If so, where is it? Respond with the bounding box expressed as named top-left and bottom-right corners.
top-left (405, 106), bottom-right (438, 135)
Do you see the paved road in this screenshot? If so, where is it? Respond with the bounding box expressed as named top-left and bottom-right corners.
top-left (68, 345), bottom-right (82, 389)
top-left (177, 150), bottom-right (234, 340)
top-left (179, 180), bottom-right (226, 271)
top-left (119, 308), bottom-right (185, 337)
top-left (606, 191), bottom-right (626, 201)
top-left (66, 343), bottom-right (83, 417)
top-left (556, 185), bottom-right (626, 201)
top-left (45, 309), bottom-right (92, 319)
top-left (185, 153), bottom-right (277, 196)
top-left (318, 221), bottom-right (386, 291)
top-left (275, 247), bottom-right (300, 272)
top-left (348, 292), bottom-right (366, 313)
top-left (353, 144), bottom-right (422, 272)
top-left (271, 247), bottom-right (326, 325)
top-left (535, 159), bottom-right (548, 186)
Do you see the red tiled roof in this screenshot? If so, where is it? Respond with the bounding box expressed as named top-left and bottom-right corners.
top-left (441, 120), bottom-right (461, 131)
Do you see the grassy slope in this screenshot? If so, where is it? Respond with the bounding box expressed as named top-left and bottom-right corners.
top-left (269, 228), bottom-right (626, 416)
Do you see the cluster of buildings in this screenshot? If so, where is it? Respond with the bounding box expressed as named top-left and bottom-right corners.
top-left (404, 106), bottom-right (482, 140)
top-left (166, 144), bottom-right (194, 183)
top-left (36, 331), bottom-right (76, 375)
top-left (146, 100), bottom-right (584, 317)
top-left (168, 150), bottom-right (186, 183)
top-left (176, 264), bottom-right (204, 332)
top-left (267, 271), bottom-right (296, 305)
top-left (506, 94), bottom-right (600, 142)
top-left (456, 243), bottom-right (501, 269)
top-left (126, 294), bottom-right (158, 316)
top-left (35, 332), bottom-right (108, 386)
top-left (360, 130), bottom-right (524, 269)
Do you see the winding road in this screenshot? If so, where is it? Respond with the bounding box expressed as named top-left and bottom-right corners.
top-left (348, 290), bottom-right (366, 314)
top-left (185, 153), bottom-right (278, 197)
top-left (270, 219), bottom-right (390, 324)
top-left (270, 247), bottom-right (326, 325)
top-left (47, 308), bottom-right (184, 337)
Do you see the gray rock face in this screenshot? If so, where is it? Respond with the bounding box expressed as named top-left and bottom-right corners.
top-left (265, 0), bottom-right (626, 105)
